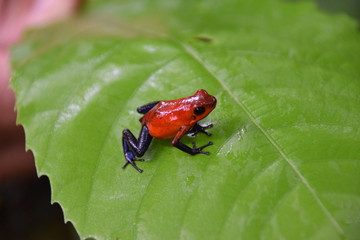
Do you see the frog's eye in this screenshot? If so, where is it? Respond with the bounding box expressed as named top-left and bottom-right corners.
top-left (194, 106), bottom-right (205, 115)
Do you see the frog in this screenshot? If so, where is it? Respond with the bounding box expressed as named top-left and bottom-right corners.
top-left (122, 89), bottom-right (217, 173)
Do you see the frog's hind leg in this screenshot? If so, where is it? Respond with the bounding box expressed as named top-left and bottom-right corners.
top-left (122, 125), bottom-right (152, 173)
top-left (137, 101), bottom-right (160, 114)
top-left (122, 139), bottom-right (144, 173)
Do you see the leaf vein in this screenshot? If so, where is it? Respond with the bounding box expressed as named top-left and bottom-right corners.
top-left (41, 48), bottom-right (114, 175)
top-left (178, 42), bottom-right (345, 236)
top-left (84, 56), bottom-right (179, 231)
top-left (216, 159), bottom-right (281, 238)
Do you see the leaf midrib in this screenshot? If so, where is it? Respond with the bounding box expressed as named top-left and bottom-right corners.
top-left (179, 42), bottom-right (345, 236)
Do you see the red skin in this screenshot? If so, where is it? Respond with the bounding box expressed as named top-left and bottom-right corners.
top-left (141, 89), bottom-right (217, 143)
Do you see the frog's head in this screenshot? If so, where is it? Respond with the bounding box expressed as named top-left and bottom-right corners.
top-left (190, 89), bottom-right (217, 123)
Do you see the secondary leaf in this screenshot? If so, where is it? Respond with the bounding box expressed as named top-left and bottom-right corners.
top-left (11, 0), bottom-right (360, 239)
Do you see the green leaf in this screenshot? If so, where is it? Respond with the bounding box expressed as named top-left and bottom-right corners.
top-left (11, 0), bottom-right (360, 239)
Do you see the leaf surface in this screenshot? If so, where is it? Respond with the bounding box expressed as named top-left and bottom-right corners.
top-left (11, 0), bottom-right (360, 239)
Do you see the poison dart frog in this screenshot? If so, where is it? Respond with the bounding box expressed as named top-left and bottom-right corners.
top-left (122, 89), bottom-right (217, 173)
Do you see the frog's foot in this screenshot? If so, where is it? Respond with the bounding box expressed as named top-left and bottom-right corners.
top-left (188, 123), bottom-right (213, 137)
top-left (122, 152), bottom-right (144, 173)
top-left (191, 141), bottom-right (213, 155)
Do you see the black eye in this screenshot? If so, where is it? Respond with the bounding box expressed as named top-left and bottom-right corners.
top-left (194, 106), bottom-right (205, 115)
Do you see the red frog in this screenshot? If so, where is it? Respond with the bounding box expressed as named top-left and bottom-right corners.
top-left (122, 89), bottom-right (217, 173)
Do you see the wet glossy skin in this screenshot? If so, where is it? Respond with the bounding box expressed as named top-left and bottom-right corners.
top-left (141, 89), bottom-right (217, 140)
top-left (122, 89), bottom-right (217, 173)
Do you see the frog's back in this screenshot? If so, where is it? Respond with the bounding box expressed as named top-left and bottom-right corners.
top-left (140, 89), bottom-right (216, 139)
top-left (141, 100), bottom-right (194, 139)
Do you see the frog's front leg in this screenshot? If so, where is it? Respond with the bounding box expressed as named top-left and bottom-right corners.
top-left (122, 125), bottom-right (152, 173)
top-left (172, 125), bottom-right (213, 155)
top-left (187, 123), bottom-right (213, 137)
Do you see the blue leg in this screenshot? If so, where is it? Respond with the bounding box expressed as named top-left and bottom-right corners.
top-left (122, 125), bottom-right (152, 173)
top-left (137, 101), bottom-right (160, 114)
